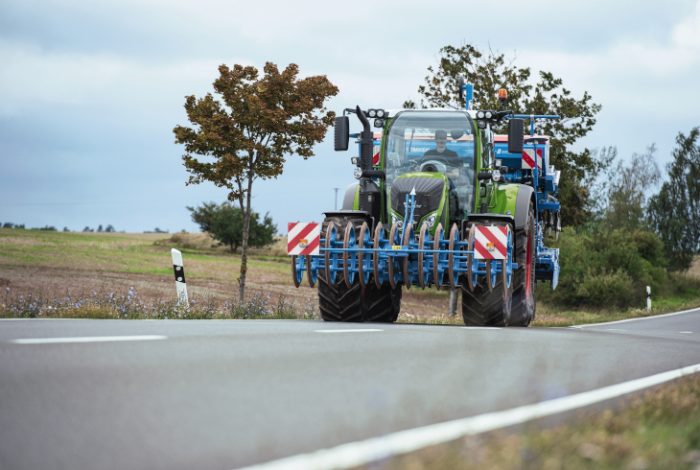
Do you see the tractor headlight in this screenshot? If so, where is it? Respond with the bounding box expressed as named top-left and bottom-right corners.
top-left (354, 167), bottom-right (362, 179)
top-left (476, 111), bottom-right (485, 119)
top-left (485, 111), bottom-right (493, 119)
top-left (425, 214), bottom-right (437, 228)
top-left (492, 169), bottom-right (501, 182)
top-left (368, 109), bottom-right (377, 118)
top-left (376, 109), bottom-right (386, 118)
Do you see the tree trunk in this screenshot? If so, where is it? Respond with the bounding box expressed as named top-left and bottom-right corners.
top-left (238, 176), bottom-right (254, 302)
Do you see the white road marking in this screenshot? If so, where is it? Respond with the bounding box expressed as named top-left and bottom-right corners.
top-left (0, 318), bottom-right (76, 321)
top-left (461, 327), bottom-right (501, 330)
top-left (314, 329), bottom-right (383, 334)
top-left (605, 328), bottom-right (626, 332)
top-left (239, 362), bottom-right (700, 470)
top-left (11, 335), bottom-right (167, 345)
top-left (680, 331), bottom-right (693, 334)
top-left (572, 306), bottom-right (700, 329)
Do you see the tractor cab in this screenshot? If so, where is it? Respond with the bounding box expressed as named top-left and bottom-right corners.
top-left (384, 110), bottom-right (477, 231)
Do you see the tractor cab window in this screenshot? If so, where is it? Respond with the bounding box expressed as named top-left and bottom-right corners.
top-left (385, 111), bottom-right (476, 216)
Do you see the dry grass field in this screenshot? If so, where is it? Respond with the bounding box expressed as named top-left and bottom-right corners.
top-left (0, 229), bottom-right (454, 321)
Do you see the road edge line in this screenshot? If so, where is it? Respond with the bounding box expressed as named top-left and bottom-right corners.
top-left (570, 306), bottom-right (700, 329)
top-left (237, 362), bottom-right (700, 470)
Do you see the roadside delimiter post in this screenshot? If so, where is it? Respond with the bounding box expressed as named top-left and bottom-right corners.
top-left (646, 285), bottom-right (651, 311)
top-left (171, 248), bottom-right (189, 308)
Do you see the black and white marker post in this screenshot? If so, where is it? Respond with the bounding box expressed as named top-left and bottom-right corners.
top-left (646, 285), bottom-right (652, 311)
top-left (171, 248), bottom-right (189, 308)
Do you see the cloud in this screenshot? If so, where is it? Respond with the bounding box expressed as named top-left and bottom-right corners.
top-left (673, 0), bottom-right (700, 48)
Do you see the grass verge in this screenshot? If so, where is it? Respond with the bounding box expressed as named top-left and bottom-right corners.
top-left (381, 373), bottom-right (700, 470)
top-left (0, 286), bottom-right (319, 320)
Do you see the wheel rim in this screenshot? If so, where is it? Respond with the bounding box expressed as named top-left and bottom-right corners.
top-left (324, 221), bottom-right (336, 284)
top-left (291, 255), bottom-right (302, 287)
top-left (485, 261), bottom-right (494, 291)
top-left (342, 223), bottom-right (356, 288)
top-left (373, 222), bottom-right (385, 289)
top-left (466, 225), bottom-right (477, 291)
top-left (432, 224), bottom-right (443, 289)
top-left (306, 255), bottom-right (316, 287)
top-left (357, 222), bottom-right (370, 288)
top-left (402, 223), bottom-right (413, 289)
top-left (447, 224), bottom-right (460, 288)
top-left (388, 222), bottom-right (401, 290)
top-left (417, 223), bottom-right (429, 288)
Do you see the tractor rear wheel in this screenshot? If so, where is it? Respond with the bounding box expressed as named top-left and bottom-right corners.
top-left (317, 215), bottom-right (401, 322)
top-left (510, 205), bottom-right (536, 326)
top-left (460, 222), bottom-right (513, 326)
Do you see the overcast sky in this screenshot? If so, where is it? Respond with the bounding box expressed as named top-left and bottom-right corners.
top-left (1, 0), bottom-right (699, 232)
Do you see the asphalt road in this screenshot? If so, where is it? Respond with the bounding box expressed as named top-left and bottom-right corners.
top-left (1, 309), bottom-right (699, 469)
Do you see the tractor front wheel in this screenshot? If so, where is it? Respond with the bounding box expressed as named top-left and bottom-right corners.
top-left (317, 215), bottom-right (401, 322)
top-left (460, 222), bottom-right (513, 326)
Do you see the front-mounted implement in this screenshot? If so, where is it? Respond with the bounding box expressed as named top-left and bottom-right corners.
top-left (291, 191), bottom-right (515, 294)
top-left (288, 84), bottom-right (562, 326)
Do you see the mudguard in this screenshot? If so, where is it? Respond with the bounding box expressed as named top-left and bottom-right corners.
top-left (514, 185), bottom-right (536, 231)
top-left (341, 184), bottom-right (359, 210)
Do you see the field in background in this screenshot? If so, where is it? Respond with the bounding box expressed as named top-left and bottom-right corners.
top-left (1, 228), bottom-right (699, 323)
top-left (0, 229), bottom-right (452, 321)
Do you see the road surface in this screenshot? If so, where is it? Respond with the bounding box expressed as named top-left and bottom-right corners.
top-left (1, 309), bottom-right (699, 469)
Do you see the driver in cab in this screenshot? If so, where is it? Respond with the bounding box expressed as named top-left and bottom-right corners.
top-left (424, 130), bottom-right (458, 158)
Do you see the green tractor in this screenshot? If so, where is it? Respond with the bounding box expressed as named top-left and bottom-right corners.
top-left (289, 83), bottom-right (561, 326)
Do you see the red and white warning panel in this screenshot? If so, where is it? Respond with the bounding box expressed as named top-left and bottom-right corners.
top-left (287, 222), bottom-right (321, 256)
top-left (521, 148), bottom-right (542, 170)
top-left (473, 225), bottom-right (510, 260)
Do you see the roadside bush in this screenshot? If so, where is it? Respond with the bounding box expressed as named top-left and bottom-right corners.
top-left (538, 226), bottom-right (670, 309)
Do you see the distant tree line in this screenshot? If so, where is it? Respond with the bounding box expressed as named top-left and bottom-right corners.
top-left (0, 223), bottom-right (120, 232)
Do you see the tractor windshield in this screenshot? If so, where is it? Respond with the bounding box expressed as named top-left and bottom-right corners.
top-left (385, 111), bottom-right (476, 216)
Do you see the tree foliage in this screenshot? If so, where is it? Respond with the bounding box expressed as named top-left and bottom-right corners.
top-left (594, 145), bottom-right (660, 230)
top-left (413, 44), bottom-right (603, 226)
top-left (648, 128), bottom-right (700, 270)
top-left (188, 202), bottom-right (276, 253)
top-left (174, 62), bottom-right (338, 299)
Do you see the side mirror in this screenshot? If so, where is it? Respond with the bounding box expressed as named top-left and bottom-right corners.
top-left (508, 119), bottom-right (524, 154)
top-left (334, 116), bottom-right (349, 151)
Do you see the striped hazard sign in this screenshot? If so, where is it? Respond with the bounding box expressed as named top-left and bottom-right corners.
top-left (473, 225), bottom-right (510, 260)
top-left (287, 222), bottom-right (321, 256)
top-left (521, 148), bottom-right (543, 170)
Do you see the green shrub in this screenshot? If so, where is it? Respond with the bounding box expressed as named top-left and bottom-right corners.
top-left (539, 226), bottom-right (671, 309)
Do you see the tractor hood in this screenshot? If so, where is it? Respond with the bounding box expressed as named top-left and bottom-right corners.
top-left (390, 173), bottom-right (448, 226)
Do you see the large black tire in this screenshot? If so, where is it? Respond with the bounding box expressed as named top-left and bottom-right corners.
top-left (460, 223), bottom-right (513, 326)
top-left (461, 281), bottom-right (512, 326)
top-left (510, 205), bottom-right (536, 326)
top-left (364, 282), bottom-right (402, 323)
top-left (317, 216), bottom-right (401, 322)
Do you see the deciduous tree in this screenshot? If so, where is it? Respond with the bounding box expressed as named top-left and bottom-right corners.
top-left (188, 202), bottom-right (276, 253)
top-left (174, 62), bottom-right (338, 300)
top-left (412, 44), bottom-right (603, 226)
top-left (648, 128), bottom-right (700, 270)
